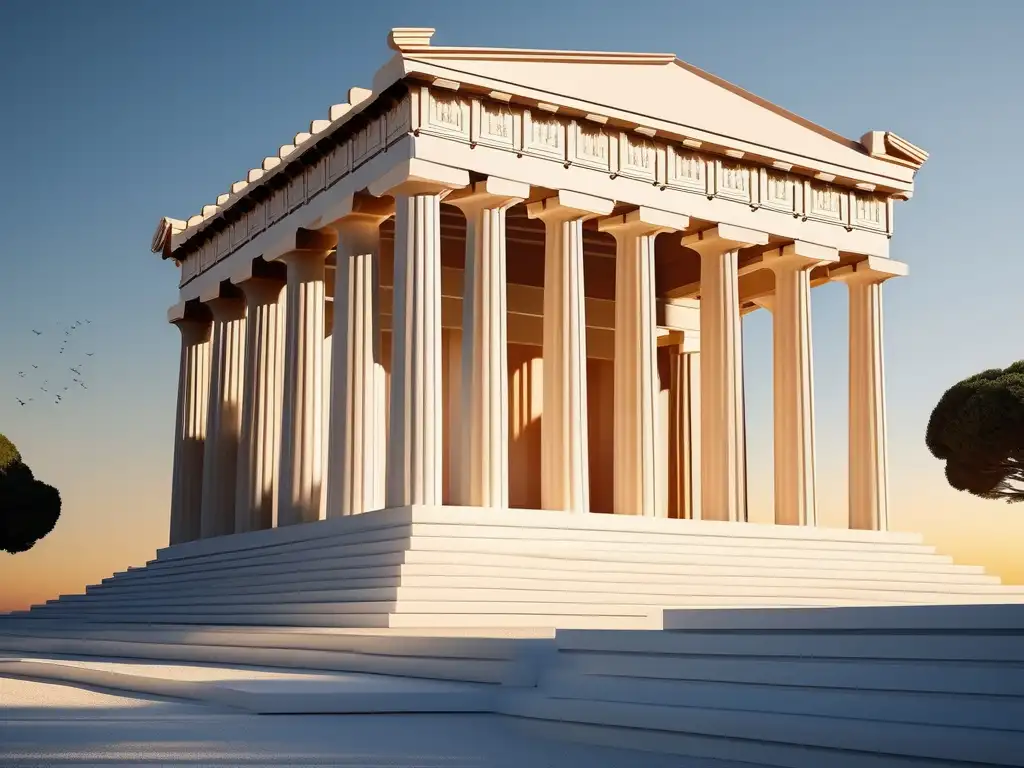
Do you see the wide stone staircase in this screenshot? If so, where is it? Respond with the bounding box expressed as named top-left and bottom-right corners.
top-left (5, 505), bottom-right (1024, 634)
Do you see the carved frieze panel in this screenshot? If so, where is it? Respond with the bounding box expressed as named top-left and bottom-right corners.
top-left (567, 120), bottom-right (610, 172)
top-left (231, 218), bottom-right (248, 249)
top-left (385, 96), bottom-right (412, 143)
top-left (759, 169), bottom-right (800, 215)
top-left (522, 109), bottom-right (565, 161)
top-left (286, 173), bottom-right (306, 212)
top-left (306, 157), bottom-right (327, 199)
top-left (267, 188), bottom-right (287, 225)
top-left (326, 141), bottom-right (350, 184)
top-left (715, 160), bottom-right (751, 203)
top-left (850, 193), bottom-right (887, 232)
top-left (471, 100), bottom-right (518, 152)
top-left (423, 91), bottom-right (470, 142)
top-left (665, 145), bottom-right (707, 194)
top-left (352, 119), bottom-right (383, 167)
top-left (215, 230), bottom-right (230, 260)
top-left (247, 203), bottom-right (267, 238)
top-left (617, 132), bottom-right (657, 183)
top-left (805, 182), bottom-right (847, 224)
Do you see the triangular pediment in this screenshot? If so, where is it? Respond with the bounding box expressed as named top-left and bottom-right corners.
top-left (396, 46), bottom-right (919, 187)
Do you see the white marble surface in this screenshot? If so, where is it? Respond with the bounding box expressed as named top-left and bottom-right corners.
top-left (0, 677), bottom-right (715, 767)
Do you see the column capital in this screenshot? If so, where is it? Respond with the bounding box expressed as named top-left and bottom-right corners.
top-left (446, 177), bottom-right (529, 212)
top-left (830, 255), bottom-right (908, 285)
top-left (681, 224), bottom-right (769, 257)
top-left (235, 276), bottom-right (286, 304)
top-left (598, 207), bottom-right (690, 237)
top-left (168, 300), bottom-right (211, 326)
top-left (526, 190), bottom-right (614, 222)
top-left (329, 193), bottom-right (395, 231)
top-left (368, 157), bottom-right (470, 198)
top-left (763, 241), bottom-right (839, 272)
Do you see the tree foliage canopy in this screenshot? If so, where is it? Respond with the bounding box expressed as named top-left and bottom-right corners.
top-left (0, 433), bottom-right (62, 553)
top-left (925, 361), bottom-right (1024, 502)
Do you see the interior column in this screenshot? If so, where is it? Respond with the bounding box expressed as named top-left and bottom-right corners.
top-left (449, 178), bottom-right (529, 508)
top-left (599, 208), bottom-right (689, 516)
top-left (527, 191), bottom-right (614, 513)
top-left (169, 310), bottom-right (212, 545)
top-left (682, 225), bottom-right (768, 522)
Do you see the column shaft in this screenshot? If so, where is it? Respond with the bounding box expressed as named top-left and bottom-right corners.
top-left (848, 279), bottom-right (889, 530)
top-left (277, 251), bottom-right (328, 526)
top-left (169, 319), bottom-right (212, 545)
top-left (449, 180), bottom-right (526, 508)
top-left (684, 225), bottom-right (767, 522)
top-left (386, 193), bottom-right (444, 507)
top-left (328, 216), bottom-right (387, 516)
top-left (612, 231), bottom-right (660, 515)
top-left (234, 279), bottom-right (285, 533)
top-left (668, 344), bottom-right (701, 519)
top-left (200, 297), bottom-right (247, 538)
top-left (540, 215), bottom-right (590, 512)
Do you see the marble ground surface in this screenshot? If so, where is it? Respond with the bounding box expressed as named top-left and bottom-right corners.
top-left (0, 676), bottom-right (712, 767)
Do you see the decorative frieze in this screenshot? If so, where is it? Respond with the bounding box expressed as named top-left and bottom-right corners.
top-left (759, 169), bottom-right (801, 215)
top-left (666, 146), bottom-right (708, 194)
top-left (522, 109), bottom-right (565, 160)
top-left (177, 83), bottom-right (895, 287)
top-left (805, 182), bottom-right (847, 225)
top-left (617, 132), bottom-right (657, 183)
top-left (568, 120), bottom-right (609, 171)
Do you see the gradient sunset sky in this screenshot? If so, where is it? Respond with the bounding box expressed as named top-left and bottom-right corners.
top-left (2, 0), bottom-right (1023, 612)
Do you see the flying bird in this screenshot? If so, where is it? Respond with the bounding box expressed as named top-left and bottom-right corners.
top-left (31, 329), bottom-right (42, 335)
top-left (79, 382), bottom-right (87, 389)
top-left (31, 364), bottom-right (38, 369)
top-left (70, 367), bottom-right (81, 376)
top-left (16, 398), bottom-right (26, 406)
top-left (40, 386), bottom-right (48, 393)
top-left (86, 353), bottom-right (94, 357)
top-left (17, 371), bottom-right (25, 377)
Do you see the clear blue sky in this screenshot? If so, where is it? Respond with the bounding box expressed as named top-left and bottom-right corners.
top-left (2, 0), bottom-right (1023, 607)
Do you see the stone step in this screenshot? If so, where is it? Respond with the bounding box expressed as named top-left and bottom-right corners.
top-left (73, 569), bottom-right (1009, 605)
top-left (95, 548), bottom-right (989, 595)
top-left (151, 506), bottom-right (926, 567)
top-left (53, 578), bottom-right (1024, 611)
top-left (98, 538), bottom-right (960, 591)
top-left (502, 690), bottom-right (1022, 767)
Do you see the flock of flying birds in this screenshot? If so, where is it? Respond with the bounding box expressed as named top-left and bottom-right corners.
top-left (14, 320), bottom-right (95, 408)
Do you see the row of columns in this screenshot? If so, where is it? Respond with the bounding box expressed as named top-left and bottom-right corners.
top-left (170, 168), bottom-right (897, 544)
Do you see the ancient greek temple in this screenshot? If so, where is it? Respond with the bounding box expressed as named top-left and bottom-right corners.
top-left (152, 27), bottom-right (925, 545)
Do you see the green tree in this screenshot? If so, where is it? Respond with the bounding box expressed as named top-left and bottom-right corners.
top-left (925, 361), bottom-right (1024, 502)
top-left (0, 433), bottom-right (62, 553)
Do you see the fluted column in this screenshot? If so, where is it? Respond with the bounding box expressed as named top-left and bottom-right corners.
top-left (668, 337), bottom-right (701, 519)
top-left (682, 225), bottom-right (768, 522)
top-left (764, 242), bottom-right (838, 526)
top-left (326, 195), bottom-right (392, 517)
top-left (832, 256), bottom-right (907, 531)
top-left (369, 160), bottom-right (469, 507)
top-left (200, 295), bottom-right (247, 538)
top-left (276, 232), bottom-right (335, 527)
top-left (234, 277), bottom-right (285, 533)
top-left (600, 208), bottom-right (689, 516)
top-left (169, 313), bottom-right (212, 545)
top-left (449, 178), bottom-right (528, 508)
top-left (527, 191), bottom-right (614, 513)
